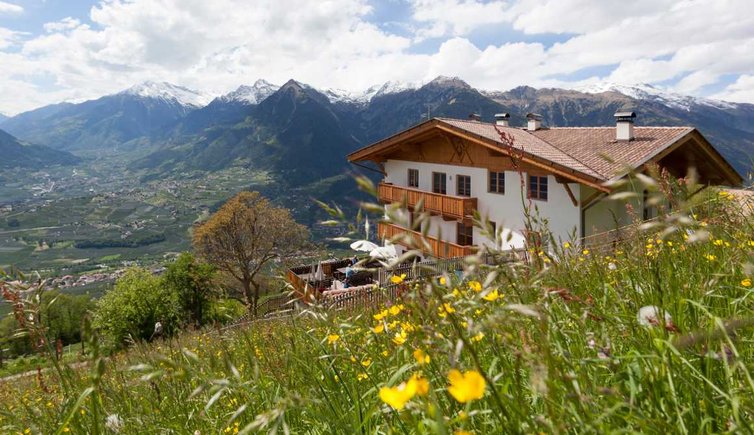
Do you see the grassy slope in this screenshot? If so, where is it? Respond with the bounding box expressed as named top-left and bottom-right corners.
top-left (2, 192), bottom-right (754, 433)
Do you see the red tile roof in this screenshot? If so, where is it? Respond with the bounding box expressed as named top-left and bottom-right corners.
top-left (437, 118), bottom-right (699, 180)
top-left (348, 117), bottom-right (740, 186)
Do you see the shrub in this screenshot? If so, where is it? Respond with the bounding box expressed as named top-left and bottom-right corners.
top-left (163, 252), bottom-right (217, 326)
top-left (93, 268), bottom-right (181, 348)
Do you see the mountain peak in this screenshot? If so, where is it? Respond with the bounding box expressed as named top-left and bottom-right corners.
top-left (119, 81), bottom-right (212, 108)
top-left (426, 76), bottom-right (472, 89)
top-left (218, 80), bottom-right (280, 105)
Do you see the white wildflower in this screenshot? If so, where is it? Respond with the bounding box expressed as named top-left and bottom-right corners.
top-left (608, 262), bottom-right (617, 271)
top-left (637, 306), bottom-right (671, 327)
top-left (105, 414), bottom-right (123, 433)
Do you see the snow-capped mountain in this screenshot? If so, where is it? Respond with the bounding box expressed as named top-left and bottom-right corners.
top-left (120, 81), bottom-right (213, 108)
top-left (322, 80), bottom-right (420, 105)
top-left (217, 79), bottom-right (280, 105)
top-left (576, 82), bottom-right (737, 111)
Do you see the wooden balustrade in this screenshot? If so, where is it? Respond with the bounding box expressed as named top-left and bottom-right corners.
top-left (378, 183), bottom-right (477, 220)
top-left (378, 221), bottom-right (476, 259)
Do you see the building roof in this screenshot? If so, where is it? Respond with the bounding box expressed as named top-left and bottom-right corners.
top-left (348, 117), bottom-right (742, 187)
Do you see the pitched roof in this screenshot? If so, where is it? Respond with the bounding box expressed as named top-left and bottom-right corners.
top-left (437, 118), bottom-right (603, 179)
top-left (529, 126), bottom-right (693, 179)
top-left (348, 116), bottom-right (742, 187)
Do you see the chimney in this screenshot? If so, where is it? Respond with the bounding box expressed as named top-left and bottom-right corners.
top-left (526, 113), bottom-right (542, 131)
top-left (494, 113), bottom-right (510, 127)
top-left (468, 113), bottom-right (481, 121)
top-left (614, 111), bottom-right (636, 141)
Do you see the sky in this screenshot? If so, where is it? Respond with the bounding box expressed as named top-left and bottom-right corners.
top-left (1, 0), bottom-right (754, 115)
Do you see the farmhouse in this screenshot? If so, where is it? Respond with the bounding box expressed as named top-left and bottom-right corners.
top-left (347, 113), bottom-right (742, 258)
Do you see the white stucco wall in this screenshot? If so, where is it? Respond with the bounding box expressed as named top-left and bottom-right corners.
top-left (383, 159), bottom-right (582, 250)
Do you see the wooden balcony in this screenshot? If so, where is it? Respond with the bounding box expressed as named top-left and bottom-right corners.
top-left (378, 182), bottom-right (477, 221)
top-left (378, 221), bottom-right (476, 259)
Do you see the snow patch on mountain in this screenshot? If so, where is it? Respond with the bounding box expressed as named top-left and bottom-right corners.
top-left (576, 82), bottom-right (737, 111)
top-left (322, 80), bottom-right (419, 105)
top-left (120, 81), bottom-right (213, 108)
top-left (218, 80), bottom-right (280, 105)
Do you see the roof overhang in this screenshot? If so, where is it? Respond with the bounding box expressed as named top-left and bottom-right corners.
top-left (348, 119), bottom-right (610, 192)
top-left (609, 128), bottom-right (743, 187)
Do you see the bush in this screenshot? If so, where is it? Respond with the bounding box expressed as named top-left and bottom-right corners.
top-left (205, 298), bottom-right (247, 325)
top-left (93, 268), bottom-right (181, 348)
top-left (163, 252), bottom-right (217, 326)
top-left (0, 290), bottom-right (93, 359)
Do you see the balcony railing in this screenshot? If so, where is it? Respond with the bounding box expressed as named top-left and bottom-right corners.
top-left (378, 221), bottom-right (476, 259)
top-left (378, 182), bottom-right (477, 221)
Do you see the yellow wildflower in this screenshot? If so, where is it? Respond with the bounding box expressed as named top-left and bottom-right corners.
top-left (327, 334), bottom-right (340, 344)
top-left (358, 373), bottom-right (369, 381)
top-left (482, 289), bottom-right (500, 302)
top-left (379, 374), bottom-right (426, 410)
top-left (390, 273), bottom-right (407, 284)
top-left (439, 276), bottom-right (447, 285)
top-left (742, 278), bottom-right (752, 288)
top-left (468, 281), bottom-right (482, 292)
top-left (704, 254), bottom-right (717, 261)
top-left (455, 431), bottom-right (473, 435)
top-left (472, 332), bottom-right (484, 342)
top-left (373, 323), bottom-right (385, 334)
top-left (443, 302), bottom-right (456, 314)
top-left (563, 242), bottom-right (571, 249)
top-left (447, 369), bottom-right (486, 403)
top-left (373, 309), bottom-right (388, 321)
top-left (381, 350), bottom-right (389, 357)
top-left (393, 330), bottom-right (408, 345)
top-left (713, 239), bottom-right (724, 246)
top-left (413, 349), bottom-right (430, 365)
top-left (389, 305), bottom-right (402, 316)
top-left (582, 249), bottom-right (590, 255)
top-left (361, 359), bottom-right (372, 367)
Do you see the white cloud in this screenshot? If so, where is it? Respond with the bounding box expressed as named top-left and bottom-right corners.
top-left (409, 0), bottom-right (509, 41)
top-left (0, 1), bottom-right (22, 15)
top-left (712, 75), bottom-right (754, 103)
top-left (43, 17), bottom-right (81, 33)
top-left (1, 0), bottom-right (754, 114)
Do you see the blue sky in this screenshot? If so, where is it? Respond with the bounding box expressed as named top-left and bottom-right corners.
top-left (0, 0), bottom-right (753, 114)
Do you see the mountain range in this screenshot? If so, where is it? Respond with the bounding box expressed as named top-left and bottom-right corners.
top-left (0, 128), bottom-right (78, 169)
top-left (1, 76), bottom-right (752, 184)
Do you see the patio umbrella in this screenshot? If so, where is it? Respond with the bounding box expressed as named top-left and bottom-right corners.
top-left (350, 240), bottom-right (379, 252)
top-left (369, 243), bottom-right (398, 260)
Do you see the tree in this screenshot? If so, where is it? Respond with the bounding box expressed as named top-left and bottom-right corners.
top-left (192, 191), bottom-right (309, 314)
top-left (93, 268), bottom-right (181, 348)
top-left (163, 252), bottom-right (217, 326)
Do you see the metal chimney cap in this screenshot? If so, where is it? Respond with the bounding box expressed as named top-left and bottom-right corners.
top-left (526, 112), bottom-right (543, 120)
top-left (614, 111), bottom-right (637, 120)
top-left (494, 113), bottom-right (510, 119)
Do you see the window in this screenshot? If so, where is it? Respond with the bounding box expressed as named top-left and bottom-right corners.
top-left (457, 175), bottom-right (471, 197)
top-left (432, 172), bottom-right (447, 194)
top-left (408, 169), bottom-right (419, 188)
top-left (457, 222), bottom-right (474, 246)
top-left (528, 175), bottom-right (548, 201)
top-left (489, 171), bottom-right (505, 194)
